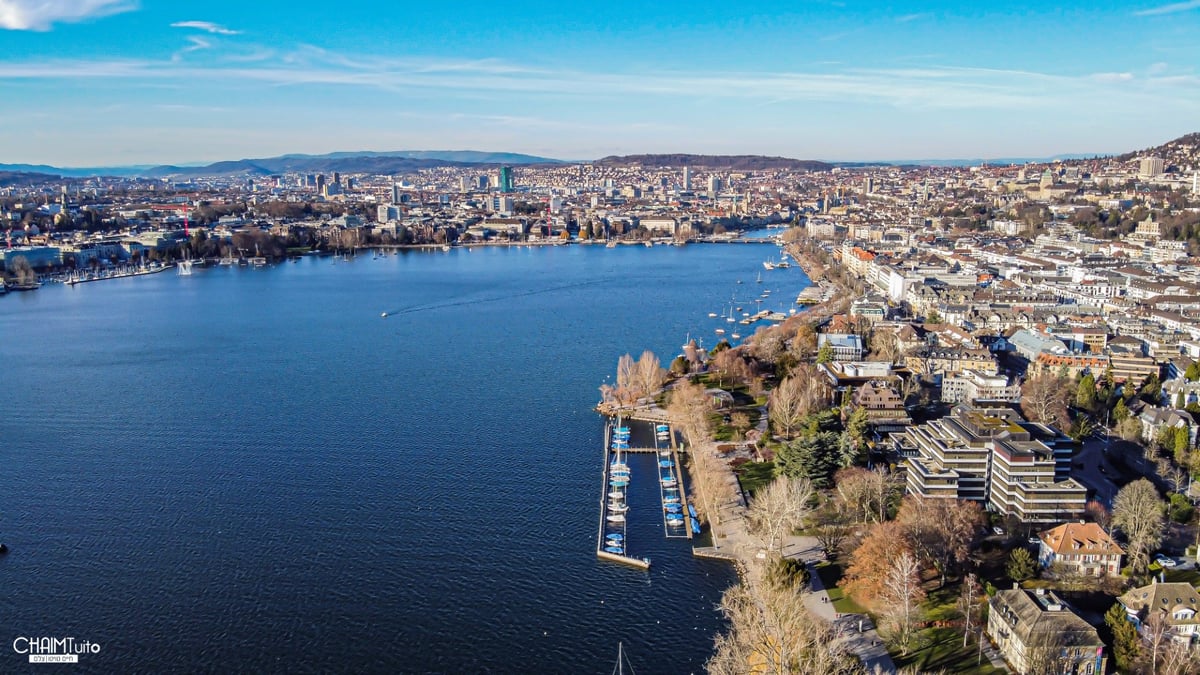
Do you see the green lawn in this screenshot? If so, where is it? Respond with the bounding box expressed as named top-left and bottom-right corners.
top-left (813, 562), bottom-right (867, 614)
top-left (892, 627), bottom-right (1004, 674)
top-left (735, 461), bottom-right (776, 495)
top-left (1164, 568), bottom-right (1200, 585)
top-left (889, 584), bottom-right (1004, 674)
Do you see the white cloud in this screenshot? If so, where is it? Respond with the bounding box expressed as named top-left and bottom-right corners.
top-left (170, 20), bottom-right (240, 35)
top-left (895, 13), bottom-right (930, 23)
top-left (1090, 72), bottom-right (1135, 83)
top-left (0, 49), bottom-right (1196, 116)
top-left (1133, 0), bottom-right (1200, 16)
top-left (0, 0), bottom-right (136, 30)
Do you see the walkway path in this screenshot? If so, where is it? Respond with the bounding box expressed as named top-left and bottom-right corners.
top-left (693, 436), bottom-right (898, 674)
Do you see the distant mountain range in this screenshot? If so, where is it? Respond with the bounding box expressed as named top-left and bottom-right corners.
top-left (2, 135), bottom-right (1195, 180)
top-left (595, 154), bottom-right (833, 171)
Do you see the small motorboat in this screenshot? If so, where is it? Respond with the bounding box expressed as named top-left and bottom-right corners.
top-left (380, 312), bottom-right (388, 318)
top-left (609, 502), bottom-right (629, 513)
top-left (664, 495), bottom-right (681, 504)
top-left (606, 533), bottom-right (624, 542)
top-left (606, 513), bottom-right (626, 523)
top-left (659, 460), bottom-right (673, 468)
top-left (665, 504), bottom-right (683, 513)
top-left (660, 477), bottom-right (677, 487)
top-left (608, 490), bottom-right (625, 499)
top-left (604, 545), bottom-right (624, 554)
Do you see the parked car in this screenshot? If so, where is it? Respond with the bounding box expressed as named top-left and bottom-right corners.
top-left (993, 526), bottom-right (1005, 536)
top-left (1155, 554), bottom-right (1177, 568)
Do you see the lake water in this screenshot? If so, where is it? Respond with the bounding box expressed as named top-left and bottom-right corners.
top-left (0, 237), bottom-right (810, 673)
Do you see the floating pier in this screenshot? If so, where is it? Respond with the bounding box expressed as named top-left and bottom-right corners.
top-left (596, 420), bottom-right (650, 570)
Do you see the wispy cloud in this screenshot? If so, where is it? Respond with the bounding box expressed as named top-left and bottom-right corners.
top-left (172, 35), bottom-right (212, 61)
top-left (1133, 0), bottom-right (1200, 16)
top-left (170, 20), bottom-right (240, 35)
top-left (0, 49), bottom-right (1196, 114)
top-left (0, 0), bottom-right (136, 31)
top-left (1090, 72), bottom-right (1135, 83)
top-left (896, 13), bottom-right (930, 23)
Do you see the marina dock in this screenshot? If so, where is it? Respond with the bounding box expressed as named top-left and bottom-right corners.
top-left (596, 421), bottom-right (651, 570)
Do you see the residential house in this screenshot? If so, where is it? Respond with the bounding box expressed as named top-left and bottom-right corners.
top-left (988, 588), bottom-right (1107, 675)
top-left (1036, 522), bottom-right (1123, 577)
top-left (1118, 581), bottom-right (1200, 646)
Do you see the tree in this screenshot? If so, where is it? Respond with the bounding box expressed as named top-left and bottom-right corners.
top-left (811, 498), bottom-right (852, 559)
top-left (1022, 374), bottom-right (1071, 430)
top-left (667, 379), bottom-right (712, 446)
top-left (897, 495), bottom-right (984, 587)
top-left (747, 476), bottom-right (815, 553)
top-left (1006, 548), bottom-right (1036, 582)
top-left (790, 323), bottom-right (818, 362)
top-left (1076, 373), bottom-right (1097, 411)
top-left (1113, 397), bottom-right (1131, 424)
top-left (841, 521), bottom-right (913, 609)
top-left (1085, 500), bottom-right (1112, 531)
top-left (770, 376), bottom-right (809, 439)
top-left (958, 573), bottom-right (983, 649)
top-left (633, 350), bottom-right (664, 400)
top-left (815, 341), bottom-right (835, 365)
top-left (775, 432), bottom-right (841, 488)
top-left (879, 551), bottom-right (925, 656)
top-left (1185, 360), bottom-right (1200, 382)
top-left (729, 412), bottom-right (751, 441)
top-left (708, 577), bottom-right (859, 675)
top-left (1106, 602), bottom-right (1142, 674)
top-left (1112, 478), bottom-right (1166, 575)
top-left (842, 406), bottom-right (870, 467)
top-left (834, 466), bottom-right (899, 523)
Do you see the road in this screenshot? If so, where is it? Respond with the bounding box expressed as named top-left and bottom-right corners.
top-left (1071, 436), bottom-right (1121, 507)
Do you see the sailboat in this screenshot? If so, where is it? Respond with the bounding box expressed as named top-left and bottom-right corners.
top-left (756, 271), bottom-right (763, 283)
top-left (612, 642), bottom-right (635, 675)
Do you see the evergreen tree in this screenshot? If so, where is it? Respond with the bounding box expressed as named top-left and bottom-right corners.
top-left (1185, 361), bottom-right (1200, 382)
top-left (1105, 602), bottom-right (1141, 673)
top-left (1076, 373), bottom-right (1097, 411)
top-left (842, 406), bottom-right (870, 467)
top-left (816, 342), bottom-right (835, 365)
top-left (776, 432), bottom-right (841, 488)
top-left (1006, 548), bottom-right (1036, 582)
top-left (1113, 397), bottom-right (1130, 424)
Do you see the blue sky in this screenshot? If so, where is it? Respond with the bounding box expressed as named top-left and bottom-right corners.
top-left (1, 0), bottom-right (1199, 166)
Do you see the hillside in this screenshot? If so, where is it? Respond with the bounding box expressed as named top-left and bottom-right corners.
top-left (1117, 132), bottom-right (1200, 169)
top-left (594, 154), bottom-right (833, 171)
top-left (0, 171), bottom-right (61, 187)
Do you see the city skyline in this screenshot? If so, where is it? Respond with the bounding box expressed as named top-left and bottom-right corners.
top-left (2, 0), bottom-right (1199, 166)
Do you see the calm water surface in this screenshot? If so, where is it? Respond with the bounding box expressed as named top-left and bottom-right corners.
top-left (0, 239), bottom-right (809, 673)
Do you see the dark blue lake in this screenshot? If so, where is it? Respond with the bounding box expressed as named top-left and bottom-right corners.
top-left (0, 238), bottom-right (809, 673)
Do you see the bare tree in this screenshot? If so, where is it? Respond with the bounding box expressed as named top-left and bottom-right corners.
top-left (1021, 374), bottom-right (1071, 430)
top-left (747, 476), bottom-right (815, 553)
top-left (880, 551), bottom-right (925, 656)
top-left (708, 576), bottom-right (859, 674)
top-left (835, 466), bottom-right (900, 523)
top-left (667, 379), bottom-right (712, 446)
top-left (958, 573), bottom-right (982, 649)
top-left (616, 353), bottom-right (636, 391)
top-left (1112, 479), bottom-right (1166, 575)
top-left (897, 495), bottom-right (984, 587)
top-left (633, 350), bottom-right (665, 400)
top-left (770, 376), bottom-right (809, 439)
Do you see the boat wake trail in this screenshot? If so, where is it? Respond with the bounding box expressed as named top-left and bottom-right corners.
top-left (382, 278), bottom-right (606, 317)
